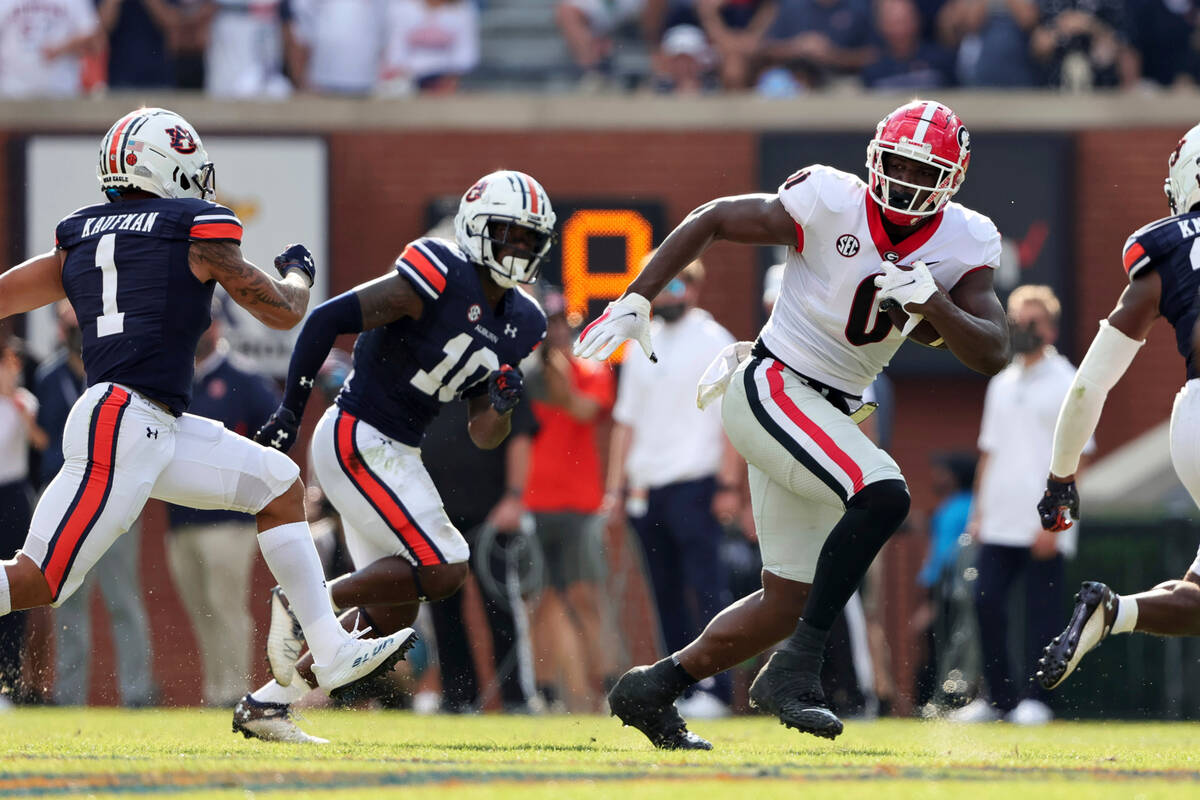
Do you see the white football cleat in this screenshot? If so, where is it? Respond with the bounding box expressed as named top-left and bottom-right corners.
top-left (267, 586), bottom-right (305, 687)
top-left (232, 694), bottom-right (328, 744)
top-left (1037, 581), bottom-right (1118, 690)
top-left (946, 697), bottom-right (1001, 723)
top-left (312, 627), bottom-right (418, 701)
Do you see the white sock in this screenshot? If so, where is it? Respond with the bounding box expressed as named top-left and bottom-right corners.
top-left (0, 564), bottom-right (10, 617)
top-left (1112, 595), bottom-right (1138, 634)
top-left (257, 522), bottom-right (347, 665)
top-left (251, 678), bottom-right (310, 706)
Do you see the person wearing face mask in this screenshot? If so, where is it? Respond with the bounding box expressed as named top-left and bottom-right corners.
top-left (605, 256), bottom-right (744, 719)
top-left (949, 284), bottom-right (1092, 726)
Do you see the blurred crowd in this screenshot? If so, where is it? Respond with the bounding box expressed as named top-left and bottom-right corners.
top-left (2, 0), bottom-right (1199, 98)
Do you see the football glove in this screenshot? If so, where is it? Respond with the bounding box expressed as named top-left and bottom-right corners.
top-left (573, 293), bottom-right (657, 363)
top-left (274, 244), bottom-right (316, 288)
top-left (1037, 477), bottom-right (1080, 532)
top-left (875, 260), bottom-right (937, 336)
top-left (487, 365), bottom-right (524, 414)
top-left (255, 406), bottom-right (301, 453)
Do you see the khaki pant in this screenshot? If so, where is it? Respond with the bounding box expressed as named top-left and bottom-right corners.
top-left (165, 520), bottom-right (258, 706)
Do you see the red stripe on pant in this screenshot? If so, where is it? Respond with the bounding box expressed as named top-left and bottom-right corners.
top-left (764, 361), bottom-right (865, 494)
top-left (44, 386), bottom-right (130, 598)
top-left (334, 411), bottom-right (442, 566)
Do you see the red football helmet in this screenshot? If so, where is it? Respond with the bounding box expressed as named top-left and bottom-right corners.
top-left (865, 100), bottom-right (971, 226)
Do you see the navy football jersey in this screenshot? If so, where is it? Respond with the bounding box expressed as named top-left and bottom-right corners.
top-left (1122, 210), bottom-right (1200, 380)
top-left (336, 237), bottom-right (547, 446)
top-left (55, 197), bottom-right (243, 414)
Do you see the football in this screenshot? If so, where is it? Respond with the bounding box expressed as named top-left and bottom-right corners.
top-left (886, 305), bottom-right (945, 348)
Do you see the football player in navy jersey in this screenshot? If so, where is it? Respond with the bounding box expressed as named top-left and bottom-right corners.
top-left (1036, 122), bottom-right (1200, 692)
top-left (233, 170), bottom-right (553, 742)
top-left (0, 107), bottom-right (412, 708)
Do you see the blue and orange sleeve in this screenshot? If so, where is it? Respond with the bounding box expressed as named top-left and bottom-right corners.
top-left (189, 206), bottom-right (243, 244)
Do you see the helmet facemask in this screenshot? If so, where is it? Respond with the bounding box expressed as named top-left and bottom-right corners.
top-left (867, 144), bottom-right (962, 226)
top-left (479, 218), bottom-right (554, 288)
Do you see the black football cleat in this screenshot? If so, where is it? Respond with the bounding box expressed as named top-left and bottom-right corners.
top-left (608, 667), bottom-right (713, 751)
top-left (748, 651), bottom-right (843, 740)
top-left (1037, 581), bottom-right (1118, 691)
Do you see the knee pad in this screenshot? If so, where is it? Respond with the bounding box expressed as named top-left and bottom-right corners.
top-left (847, 478), bottom-right (911, 524)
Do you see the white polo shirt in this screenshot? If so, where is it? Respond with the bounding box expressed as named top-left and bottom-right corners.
top-left (0, 0), bottom-right (98, 98)
top-left (613, 308), bottom-right (735, 490)
top-left (976, 348), bottom-right (1093, 556)
top-left (0, 389), bottom-right (37, 485)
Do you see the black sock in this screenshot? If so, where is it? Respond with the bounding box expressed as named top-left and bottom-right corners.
top-left (647, 655), bottom-right (698, 698)
top-left (538, 683), bottom-right (559, 706)
top-left (801, 479), bottom-right (910, 630)
top-left (778, 619), bottom-right (829, 674)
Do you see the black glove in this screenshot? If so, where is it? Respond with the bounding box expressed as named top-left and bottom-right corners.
top-left (274, 244), bottom-right (316, 287)
top-left (255, 406), bottom-right (301, 453)
top-left (487, 365), bottom-right (524, 414)
top-left (1037, 477), bottom-right (1079, 532)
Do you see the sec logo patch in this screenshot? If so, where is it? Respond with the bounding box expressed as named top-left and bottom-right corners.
top-left (836, 234), bottom-right (860, 257)
top-left (467, 304), bottom-right (482, 322)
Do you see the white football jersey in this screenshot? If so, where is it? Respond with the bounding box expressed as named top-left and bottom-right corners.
top-left (761, 164), bottom-right (1001, 396)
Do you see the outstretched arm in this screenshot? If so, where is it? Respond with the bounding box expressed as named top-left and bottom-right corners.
top-left (190, 240), bottom-right (309, 330)
top-left (627, 194), bottom-right (798, 300)
top-left (1048, 275), bottom-right (1160, 482)
top-left (0, 251), bottom-right (67, 320)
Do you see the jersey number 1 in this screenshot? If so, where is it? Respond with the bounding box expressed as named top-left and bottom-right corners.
top-left (95, 233), bottom-right (125, 337)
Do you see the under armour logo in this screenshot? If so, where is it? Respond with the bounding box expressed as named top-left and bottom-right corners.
top-left (146, 427), bottom-right (158, 439)
top-left (504, 324), bottom-right (518, 338)
top-left (299, 376), bottom-right (314, 389)
top-left (271, 429), bottom-right (289, 448)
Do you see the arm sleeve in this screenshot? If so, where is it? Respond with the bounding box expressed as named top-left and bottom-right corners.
top-left (280, 291), bottom-right (363, 415)
top-left (1048, 319), bottom-right (1144, 477)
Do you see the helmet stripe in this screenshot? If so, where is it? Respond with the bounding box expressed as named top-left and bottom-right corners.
top-left (107, 114), bottom-right (135, 176)
top-left (911, 101), bottom-right (939, 145)
top-left (524, 175), bottom-right (539, 214)
top-left (117, 114), bottom-right (142, 174)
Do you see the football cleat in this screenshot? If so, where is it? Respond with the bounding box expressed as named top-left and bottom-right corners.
top-left (608, 667), bottom-right (713, 751)
top-left (267, 586), bottom-right (305, 687)
top-left (232, 694), bottom-right (328, 744)
top-left (748, 651), bottom-right (843, 740)
top-left (312, 627), bottom-right (418, 702)
top-left (1037, 581), bottom-right (1118, 690)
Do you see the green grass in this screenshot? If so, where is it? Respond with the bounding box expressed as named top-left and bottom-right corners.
top-left (2, 709), bottom-right (1199, 798)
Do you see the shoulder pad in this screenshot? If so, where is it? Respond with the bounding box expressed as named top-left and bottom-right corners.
top-left (189, 201), bottom-right (243, 244)
top-left (1121, 217), bottom-right (1177, 280)
top-left (395, 237), bottom-right (454, 301)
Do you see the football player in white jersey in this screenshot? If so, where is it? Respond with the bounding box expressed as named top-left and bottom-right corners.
top-left (576, 99), bottom-right (1010, 748)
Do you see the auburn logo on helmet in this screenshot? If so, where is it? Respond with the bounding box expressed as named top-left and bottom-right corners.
top-left (165, 126), bottom-right (198, 154)
top-left (465, 180), bottom-right (488, 202)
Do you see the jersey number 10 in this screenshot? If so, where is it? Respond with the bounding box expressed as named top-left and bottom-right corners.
top-left (410, 332), bottom-right (499, 402)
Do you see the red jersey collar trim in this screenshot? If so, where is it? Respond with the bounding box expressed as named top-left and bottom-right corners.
top-left (864, 193), bottom-right (943, 264)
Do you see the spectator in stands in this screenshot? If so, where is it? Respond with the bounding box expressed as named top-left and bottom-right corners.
top-left (165, 315), bottom-right (280, 708)
top-left (97, 0), bottom-right (181, 88)
top-left (204, 0), bottom-right (299, 97)
top-left (0, 0), bottom-right (103, 97)
top-left (936, 0), bottom-right (1038, 87)
top-left (524, 289), bottom-right (622, 713)
top-left (556, 0), bottom-right (650, 87)
top-left (952, 285), bottom-right (1089, 726)
top-left (377, 0), bottom-right (480, 96)
top-left (607, 259), bottom-right (742, 717)
top-left (862, 0), bottom-right (954, 88)
top-left (654, 23), bottom-right (716, 92)
top-left (756, 0), bottom-right (875, 93)
top-left (1126, 0), bottom-right (1199, 90)
top-left (664, 0), bottom-right (778, 89)
top-left (423, 398), bottom-right (539, 713)
top-left (0, 338), bottom-right (45, 709)
top-left (37, 303), bottom-right (156, 708)
top-left (1028, 0), bottom-right (1137, 89)
top-left (289, 0), bottom-right (388, 94)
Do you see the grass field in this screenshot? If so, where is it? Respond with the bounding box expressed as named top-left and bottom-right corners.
top-left (3, 709), bottom-right (1200, 799)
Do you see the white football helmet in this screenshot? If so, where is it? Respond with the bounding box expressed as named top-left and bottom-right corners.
top-left (454, 170), bottom-right (556, 288)
top-left (1166, 122), bottom-right (1200, 215)
top-left (97, 108), bottom-right (215, 200)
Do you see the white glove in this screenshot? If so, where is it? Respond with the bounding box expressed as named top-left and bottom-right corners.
top-left (573, 293), bottom-right (657, 363)
top-left (875, 260), bottom-right (937, 337)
